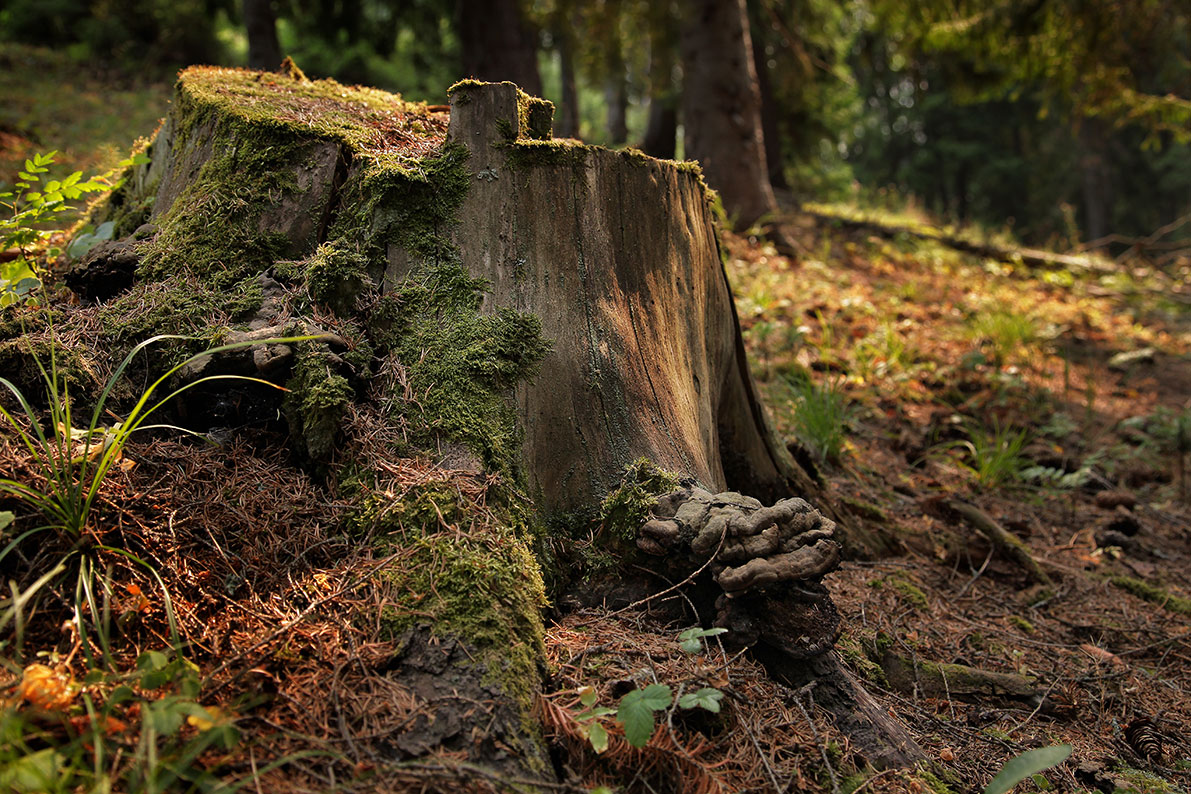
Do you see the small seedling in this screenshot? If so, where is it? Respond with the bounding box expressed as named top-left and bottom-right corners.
top-left (678, 626), bottom-right (728, 654)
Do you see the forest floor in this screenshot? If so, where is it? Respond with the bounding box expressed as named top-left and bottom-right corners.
top-left (2, 47), bottom-right (1191, 794)
top-left (723, 211), bottom-right (1191, 793)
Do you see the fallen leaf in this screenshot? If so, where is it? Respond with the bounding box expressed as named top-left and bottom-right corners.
top-left (1080, 644), bottom-right (1125, 668)
top-left (16, 664), bottom-right (77, 710)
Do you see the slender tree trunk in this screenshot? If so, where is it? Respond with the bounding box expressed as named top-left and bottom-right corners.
top-left (680, 0), bottom-right (779, 231)
top-left (243, 0), bottom-right (281, 71)
top-left (456, 0), bottom-right (543, 95)
top-left (556, 34), bottom-right (580, 138)
top-left (642, 30), bottom-right (677, 160)
top-left (605, 78), bottom-right (628, 145)
top-left (642, 99), bottom-right (677, 160)
top-left (1079, 119), bottom-right (1112, 244)
top-left (751, 17), bottom-right (789, 190)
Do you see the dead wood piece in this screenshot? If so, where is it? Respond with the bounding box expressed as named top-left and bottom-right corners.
top-left (766, 650), bottom-right (925, 769)
top-left (944, 499), bottom-right (1051, 585)
top-left (879, 652), bottom-right (1039, 702)
top-left (64, 239), bottom-right (140, 302)
top-left (799, 206), bottom-right (1114, 274)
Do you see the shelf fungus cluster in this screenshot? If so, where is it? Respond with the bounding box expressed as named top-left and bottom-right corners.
top-left (639, 484), bottom-right (843, 659)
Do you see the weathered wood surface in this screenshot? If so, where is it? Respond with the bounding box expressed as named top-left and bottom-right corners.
top-left (444, 81), bottom-right (812, 510)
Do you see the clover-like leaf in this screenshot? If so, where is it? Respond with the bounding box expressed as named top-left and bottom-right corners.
top-left (617, 684), bottom-right (672, 748)
top-left (678, 687), bottom-right (724, 713)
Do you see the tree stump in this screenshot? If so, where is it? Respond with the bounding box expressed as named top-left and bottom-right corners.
top-left (56, 67), bottom-right (919, 780)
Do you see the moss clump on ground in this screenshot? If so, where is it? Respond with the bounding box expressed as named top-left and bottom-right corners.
top-left (367, 476), bottom-right (550, 744)
top-left (836, 632), bottom-right (888, 687)
top-left (1107, 575), bottom-right (1191, 615)
top-left (890, 573), bottom-right (929, 609)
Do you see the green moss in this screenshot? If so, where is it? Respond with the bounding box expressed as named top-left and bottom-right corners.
top-left (344, 476), bottom-right (471, 538)
top-left (841, 495), bottom-right (889, 523)
top-left (598, 458), bottom-right (681, 543)
top-left (836, 633), bottom-right (888, 687)
top-left (101, 173), bottom-right (157, 238)
top-left (138, 65), bottom-right (445, 288)
top-left (504, 138), bottom-right (593, 169)
top-left (1107, 575), bottom-right (1191, 615)
top-left (445, 78), bottom-right (487, 99)
top-left (917, 767), bottom-right (960, 794)
top-left (1009, 615), bottom-right (1036, 634)
top-left (96, 274), bottom-right (263, 374)
top-left (1111, 766), bottom-right (1179, 794)
top-left (177, 65), bottom-right (430, 152)
top-left (890, 574), bottom-right (929, 610)
top-left (305, 240), bottom-right (373, 316)
top-left (371, 482), bottom-right (550, 745)
top-left (339, 142), bottom-right (472, 261)
top-left (137, 141), bottom-right (302, 286)
top-left (516, 91), bottom-right (554, 141)
top-left (284, 344), bottom-right (355, 460)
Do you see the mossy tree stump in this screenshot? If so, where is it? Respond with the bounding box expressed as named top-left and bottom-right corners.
top-left (52, 68), bottom-right (918, 780)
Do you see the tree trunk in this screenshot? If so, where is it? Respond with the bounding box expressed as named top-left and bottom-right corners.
top-left (555, 32), bottom-right (581, 138)
top-left (751, 15), bottom-right (789, 191)
top-left (680, 0), bottom-right (779, 231)
top-left (604, 76), bottom-right (628, 145)
top-left (242, 0), bottom-right (281, 71)
top-left (73, 69), bottom-right (917, 783)
top-left (456, 0), bottom-right (543, 96)
top-left (1079, 119), bottom-right (1113, 244)
top-left (642, 30), bottom-right (678, 160)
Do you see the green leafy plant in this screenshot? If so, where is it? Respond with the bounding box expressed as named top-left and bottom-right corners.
top-left (570, 627), bottom-right (728, 752)
top-left (983, 744), bottom-right (1072, 794)
top-left (1021, 450), bottom-right (1104, 490)
top-left (0, 323), bottom-right (315, 666)
top-left (677, 626), bottom-right (727, 654)
top-left (932, 422), bottom-right (1029, 488)
top-left (0, 151), bottom-right (137, 304)
top-left (0, 649), bottom-right (280, 793)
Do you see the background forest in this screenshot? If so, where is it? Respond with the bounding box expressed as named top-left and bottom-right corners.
top-left (3, 0), bottom-right (1191, 248)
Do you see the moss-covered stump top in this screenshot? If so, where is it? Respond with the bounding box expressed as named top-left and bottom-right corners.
top-left (175, 65), bottom-right (448, 155)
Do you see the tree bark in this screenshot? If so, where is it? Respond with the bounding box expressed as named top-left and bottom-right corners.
top-left (680, 0), bottom-right (779, 231)
top-left (456, 0), bottom-right (543, 96)
top-left (242, 0), bottom-right (281, 71)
